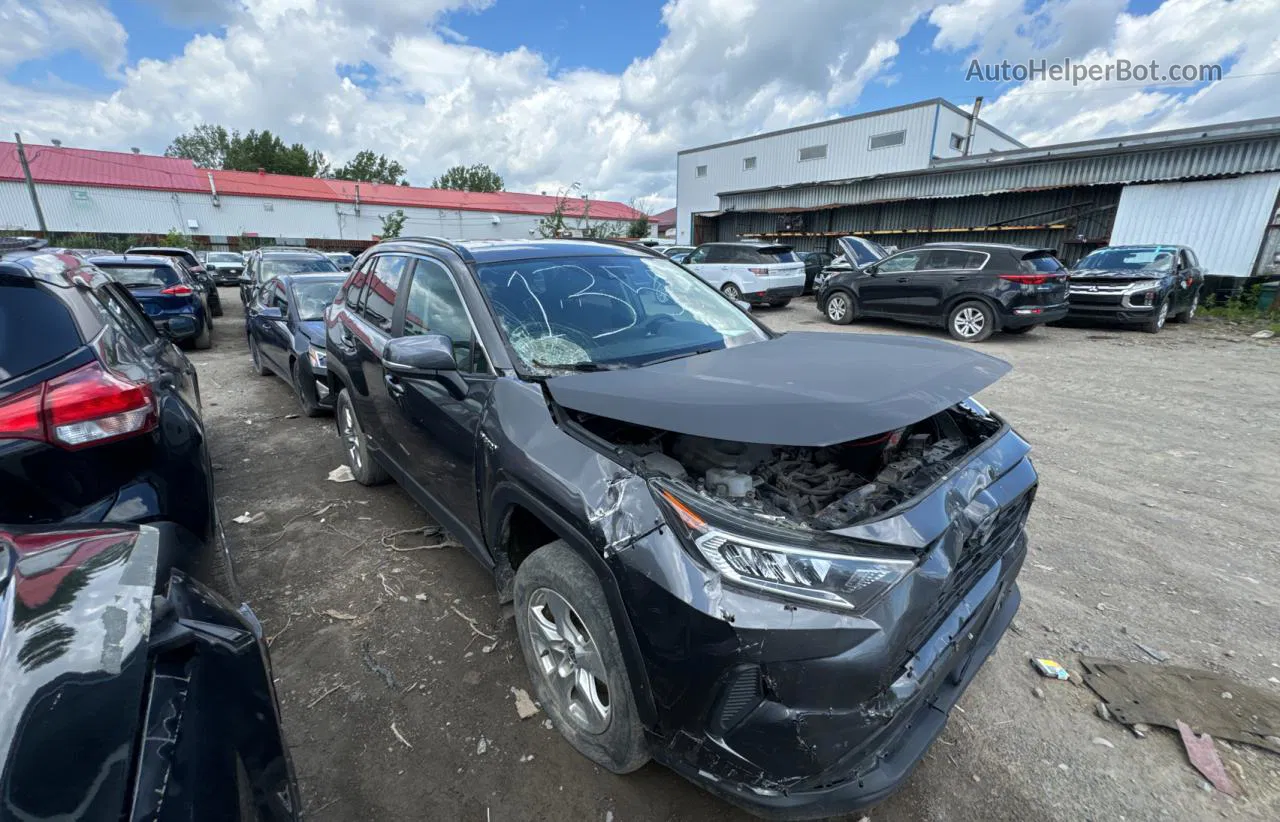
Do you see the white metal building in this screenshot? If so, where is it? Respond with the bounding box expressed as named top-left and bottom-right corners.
top-left (674, 99), bottom-right (1022, 244)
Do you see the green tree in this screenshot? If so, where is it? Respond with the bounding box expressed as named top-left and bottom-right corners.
top-left (431, 163), bottom-right (504, 192)
top-left (223, 129), bottom-right (326, 177)
top-left (379, 209), bottom-right (407, 239)
top-left (335, 150), bottom-right (408, 185)
top-left (163, 227), bottom-right (191, 247)
top-left (165, 124), bottom-right (230, 168)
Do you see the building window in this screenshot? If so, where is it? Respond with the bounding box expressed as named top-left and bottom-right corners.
top-left (695, 165), bottom-right (708, 178)
top-left (743, 156), bottom-right (757, 171)
top-left (798, 144), bottom-right (827, 162)
top-left (950, 133), bottom-right (966, 151)
top-left (869, 130), bottom-right (906, 150)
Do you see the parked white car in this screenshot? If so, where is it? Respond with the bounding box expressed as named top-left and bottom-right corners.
top-left (683, 241), bottom-right (806, 307)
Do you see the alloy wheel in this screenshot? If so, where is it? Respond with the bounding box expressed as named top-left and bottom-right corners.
top-left (954, 306), bottom-right (986, 338)
top-left (1157, 300), bottom-right (1169, 329)
top-left (826, 293), bottom-right (849, 322)
top-left (338, 400), bottom-right (363, 473)
top-left (527, 588), bottom-right (611, 734)
top-left (722, 283), bottom-right (742, 301)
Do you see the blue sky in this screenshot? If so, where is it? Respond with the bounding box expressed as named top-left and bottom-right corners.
top-left (2, 1), bottom-right (1273, 204)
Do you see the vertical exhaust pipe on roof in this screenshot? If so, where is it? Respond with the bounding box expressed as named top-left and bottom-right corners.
top-left (963, 96), bottom-right (983, 156)
top-left (354, 183), bottom-right (361, 215)
top-left (207, 171), bottom-right (220, 208)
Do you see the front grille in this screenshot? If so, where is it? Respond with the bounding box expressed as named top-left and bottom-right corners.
top-left (1069, 282), bottom-right (1130, 294)
top-left (902, 489), bottom-right (1033, 659)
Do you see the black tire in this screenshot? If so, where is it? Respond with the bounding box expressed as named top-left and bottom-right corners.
top-left (823, 290), bottom-right (856, 325)
top-left (209, 293), bottom-right (224, 318)
top-left (947, 300), bottom-right (995, 342)
top-left (1004, 324), bottom-right (1038, 335)
top-left (1143, 298), bottom-right (1170, 334)
top-left (292, 359), bottom-right (325, 417)
top-left (1173, 289), bottom-right (1199, 323)
top-left (767, 298), bottom-right (791, 308)
top-left (335, 388), bottom-right (389, 486)
top-left (513, 541), bottom-right (649, 774)
top-left (721, 282), bottom-right (743, 302)
top-left (192, 319), bottom-right (212, 350)
top-left (249, 337), bottom-right (271, 375)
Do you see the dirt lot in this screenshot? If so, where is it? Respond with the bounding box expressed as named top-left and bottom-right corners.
top-left (192, 290), bottom-right (1279, 821)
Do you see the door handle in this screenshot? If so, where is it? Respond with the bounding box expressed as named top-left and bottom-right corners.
top-left (336, 326), bottom-right (357, 353)
top-left (384, 373), bottom-right (405, 398)
top-left (954, 276), bottom-right (969, 282)
top-left (896, 277), bottom-right (909, 283)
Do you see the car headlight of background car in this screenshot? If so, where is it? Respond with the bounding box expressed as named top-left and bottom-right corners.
top-left (308, 346), bottom-right (327, 368)
top-left (654, 481), bottom-right (915, 612)
top-left (1122, 280), bottom-right (1161, 307)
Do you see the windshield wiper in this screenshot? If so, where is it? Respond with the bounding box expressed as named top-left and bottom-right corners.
top-left (531, 359), bottom-right (627, 372)
top-left (641, 347), bottom-right (719, 366)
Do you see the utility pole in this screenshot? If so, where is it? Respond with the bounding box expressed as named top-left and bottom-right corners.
top-left (14, 133), bottom-right (48, 236)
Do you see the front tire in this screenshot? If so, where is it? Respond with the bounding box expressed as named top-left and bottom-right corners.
top-left (721, 282), bottom-right (743, 302)
top-left (823, 290), bottom-right (855, 325)
top-left (192, 319), bottom-right (212, 350)
top-left (292, 359), bottom-right (324, 417)
top-left (209, 293), bottom-right (224, 318)
top-left (948, 301), bottom-right (995, 342)
top-left (514, 541), bottom-right (649, 774)
top-left (1143, 298), bottom-right (1170, 334)
top-left (335, 388), bottom-right (389, 485)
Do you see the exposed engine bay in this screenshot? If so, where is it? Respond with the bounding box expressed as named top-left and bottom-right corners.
top-left (573, 402), bottom-right (1003, 530)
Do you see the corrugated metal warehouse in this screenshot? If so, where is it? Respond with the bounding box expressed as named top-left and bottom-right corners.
top-left (0, 142), bottom-right (648, 249)
top-left (685, 108), bottom-right (1280, 285)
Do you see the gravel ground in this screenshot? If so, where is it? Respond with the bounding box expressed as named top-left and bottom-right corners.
top-left (193, 290), bottom-right (1279, 822)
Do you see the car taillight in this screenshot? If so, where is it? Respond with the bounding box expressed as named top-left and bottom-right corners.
top-left (161, 284), bottom-right (194, 295)
top-left (1000, 274), bottom-right (1051, 285)
top-left (0, 361), bottom-right (156, 449)
top-left (747, 267), bottom-right (770, 276)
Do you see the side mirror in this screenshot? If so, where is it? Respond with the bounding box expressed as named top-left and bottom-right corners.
top-left (383, 334), bottom-right (457, 375)
top-left (257, 306), bottom-right (283, 320)
top-left (238, 275), bottom-right (252, 285)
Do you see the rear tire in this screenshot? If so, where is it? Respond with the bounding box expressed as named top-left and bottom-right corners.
top-left (335, 388), bottom-right (389, 486)
top-left (1004, 324), bottom-right (1038, 335)
top-left (721, 282), bottom-right (743, 302)
top-left (292, 359), bottom-right (324, 418)
top-left (947, 301), bottom-right (995, 342)
top-left (1173, 289), bottom-right (1198, 323)
top-left (249, 337), bottom-right (271, 375)
top-left (1143, 298), bottom-right (1170, 334)
top-left (192, 319), bottom-right (212, 350)
top-left (823, 290), bottom-right (855, 325)
top-left (513, 541), bottom-right (649, 774)
top-left (209, 293), bottom-right (223, 318)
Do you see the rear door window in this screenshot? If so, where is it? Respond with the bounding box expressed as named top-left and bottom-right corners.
top-left (924, 250), bottom-right (987, 270)
top-left (362, 254), bottom-right (409, 331)
top-left (0, 283), bottom-right (81, 381)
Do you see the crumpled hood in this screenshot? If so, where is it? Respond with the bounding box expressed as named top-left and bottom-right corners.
top-left (1071, 268), bottom-right (1164, 281)
top-left (0, 526), bottom-right (158, 818)
top-left (546, 331), bottom-right (1011, 446)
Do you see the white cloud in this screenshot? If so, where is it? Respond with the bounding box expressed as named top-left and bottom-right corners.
top-left (932, 0), bottom-right (1280, 144)
top-left (2, 0), bottom-right (1278, 207)
top-left (0, 0), bottom-right (127, 73)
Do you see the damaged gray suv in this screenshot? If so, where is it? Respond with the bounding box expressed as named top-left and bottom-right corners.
top-left (325, 237), bottom-right (1036, 819)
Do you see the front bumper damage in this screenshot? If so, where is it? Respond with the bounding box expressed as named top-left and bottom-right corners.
top-left (605, 428), bottom-right (1035, 819)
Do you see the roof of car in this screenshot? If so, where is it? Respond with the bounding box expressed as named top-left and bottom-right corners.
top-left (127, 246), bottom-right (195, 254)
top-left (375, 238), bottom-right (658, 265)
top-left (1095, 244), bottom-right (1189, 251)
top-left (87, 254), bottom-right (181, 267)
top-left (278, 272), bottom-right (348, 284)
top-left (915, 242), bottom-right (1051, 255)
top-left (258, 246), bottom-right (325, 255)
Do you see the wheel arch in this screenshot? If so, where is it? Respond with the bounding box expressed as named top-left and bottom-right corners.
top-left (488, 482), bottom-right (659, 729)
top-left (943, 293), bottom-right (1003, 331)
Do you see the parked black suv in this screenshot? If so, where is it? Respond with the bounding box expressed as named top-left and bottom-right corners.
top-left (325, 237), bottom-right (1038, 818)
top-left (1066, 244), bottom-right (1204, 333)
top-left (1, 522), bottom-right (300, 821)
top-left (0, 239), bottom-right (215, 551)
top-left (818, 242), bottom-right (1070, 341)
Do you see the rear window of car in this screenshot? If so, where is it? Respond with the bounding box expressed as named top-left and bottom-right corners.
top-left (0, 283), bottom-right (81, 381)
top-left (1021, 253), bottom-right (1066, 273)
top-left (208, 253), bottom-right (242, 263)
top-left (95, 264), bottom-right (181, 289)
top-left (262, 257), bottom-right (340, 278)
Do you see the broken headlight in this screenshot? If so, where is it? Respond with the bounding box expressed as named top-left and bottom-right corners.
top-left (654, 481), bottom-right (915, 612)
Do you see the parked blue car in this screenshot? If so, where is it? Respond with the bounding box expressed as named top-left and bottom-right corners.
top-left (88, 255), bottom-right (213, 349)
top-left (246, 273), bottom-right (346, 415)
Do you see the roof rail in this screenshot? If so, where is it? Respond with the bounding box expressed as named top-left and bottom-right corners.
top-left (384, 236), bottom-right (475, 263)
top-left (570, 237), bottom-right (669, 259)
top-left (0, 237), bottom-right (48, 252)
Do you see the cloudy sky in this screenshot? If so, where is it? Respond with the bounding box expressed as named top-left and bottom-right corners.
top-left (2, 0), bottom-right (1278, 208)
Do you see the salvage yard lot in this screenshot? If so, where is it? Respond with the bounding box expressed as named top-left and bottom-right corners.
top-left (197, 292), bottom-right (1279, 821)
